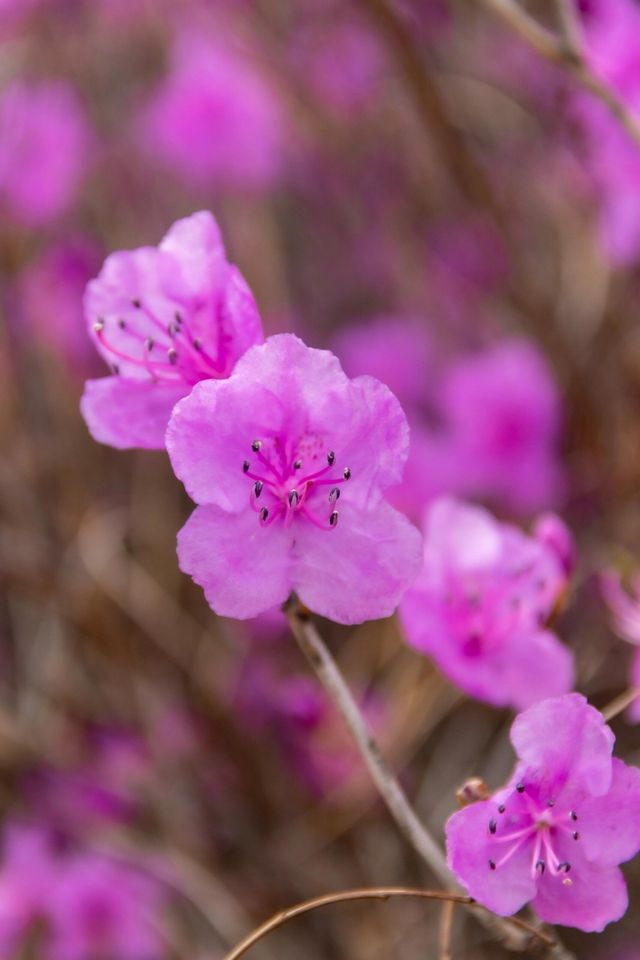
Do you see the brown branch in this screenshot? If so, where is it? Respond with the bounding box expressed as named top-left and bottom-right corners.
top-left (482, 0), bottom-right (640, 147)
top-left (284, 598), bottom-right (571, 956)
top-left (602, 685), bottom-right (640, 722)
top-left (221, 887), bottom-right (552, 960)
top-left (438, 899), bottom-right (455, 960)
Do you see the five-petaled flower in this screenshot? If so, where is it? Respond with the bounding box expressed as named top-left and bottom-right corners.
top-left (166, 333), bottom-right (422, 623)
top-left (446, 694), bottom-right (640, 932)
top-left (399, 497), bottom-right (574, 710)
top-left (81, 211), bottom-right (262, 450)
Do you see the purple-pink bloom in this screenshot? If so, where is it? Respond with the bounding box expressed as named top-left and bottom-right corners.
top-left (399, 497), bottom-right (574, 710)
top-left (446, 693), bottom-right (640, 931)
top-left (442, 339), bottom-right (565, 513)
top-left (0, 80), bottom-right (92, 227)
top-left (137, 30), bottom-right (285, 191)
top-left (166, 333), bottom-right (422, 623)
top-left (81, 210), bottom-right (262, 450)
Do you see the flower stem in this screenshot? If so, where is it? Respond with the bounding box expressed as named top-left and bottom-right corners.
top-left (284, 597), bottom-right (572, 955)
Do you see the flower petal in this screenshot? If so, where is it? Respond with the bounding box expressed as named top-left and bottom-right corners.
top-left (510, 694), bottom-right (614, 797)
top-left (446, 801), bottom-right (537, 916)
top-left (498, 629), bottom-right (574, 711)
top-left (533, 852), bottom-right (627, 932)
top-left (291, 501), bottom-right (422, 625)
top-left (176, 505), bottom-right (293, 619)
top-left (81, 377), bottom-right (187, 450)
top-left (577, 758), bottom-right (640, 866)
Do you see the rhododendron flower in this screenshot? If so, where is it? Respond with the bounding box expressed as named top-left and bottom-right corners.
top-left (0, 824), bottom-right (168, 959)
top-left (399, 497), bottom-right (574, 709)
top-left (166, 334), bottom-right (422, 623)
top-left (137, 30), bottom-right (285, 190)
top-left (81, 211), bottom-right (262, 449)
top-left (0, 80), bottom-right (92, 227)
top-left (601, 570), bottom-right (640, 722)
top-left (446, 694), bottom-right (640, 931)
top-left (442, 339), bottom-right (564, 512)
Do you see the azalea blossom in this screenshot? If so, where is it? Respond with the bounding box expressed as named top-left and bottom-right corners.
top-left (81, 210), bottom-right (262, 449)
top-left (166, 333), bottom-right (422, 623)
top-left (446, 694), bottom-right (640, 931)
top-left (399, 497), bottom-right (574, 709)
top-left (0, 79), bottom-right (92, 227)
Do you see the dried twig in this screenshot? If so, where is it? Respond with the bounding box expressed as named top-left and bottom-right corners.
top-left (602, 686), bottom-right (640, 722)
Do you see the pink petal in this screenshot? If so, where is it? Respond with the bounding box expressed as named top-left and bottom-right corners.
top-left (578, 758), bottom-right (640, 865)
top-left (446, 801), bottom-right (537, 916)
top-left (498, 629), bottom-right (574, 711)
top-left (176, 505), bottom-right (293, 619)
top-left (533, 849), bottom-right (627, 932)
top-left (81, 377), bottom-right (187, 450)
top-left (510, 694), bottom-right (614, 797)
top-left (159, 210), bottom-right (225, 293)
top-left (291, 501), bottom-right (422, 625)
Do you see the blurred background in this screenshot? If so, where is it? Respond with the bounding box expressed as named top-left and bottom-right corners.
top-left (2, 0), bottom-right (640, 956)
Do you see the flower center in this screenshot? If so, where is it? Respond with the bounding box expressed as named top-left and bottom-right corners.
top-left (242, 439), bottom-right (351, 530)
top-left (93, 297), bottom-right (227, 385)
top-left (486, 780), bottom-right (579, 885)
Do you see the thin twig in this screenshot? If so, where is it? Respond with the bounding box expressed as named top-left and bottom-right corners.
top-left (602, 686), bottom-right (640, 722)
top-left (283, 598), bottom-right (569, 955)
top-left (438, 899), bottom-right (455, 960)
top-left (221, 887), bottom-right (550, 960)
top-left (482, 0), bottom-right (640, 146)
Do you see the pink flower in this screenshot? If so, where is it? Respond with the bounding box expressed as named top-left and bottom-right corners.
top-left (17, 237), bottom-right (102, 374)
top-left (601, 570), bottom-right (640, 722)
top-left (137, 30), bottom-right (285, 190)
top-left (81, 211), bottom-right (262, 450)
top-left (442, 339), bottom-right (565, 512)
top-left (446, 694), bottom-right (640, 932)
top-left (0, 80), bottom-right (92, 227)
top-left (166, 333), bottom-right (422, 623)
top-left (0, 824), bottom-right (168, 959)
top-left (399, 497), bottom-right (574, 709)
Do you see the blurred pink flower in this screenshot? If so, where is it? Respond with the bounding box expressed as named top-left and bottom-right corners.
top-left (17, 237), bottom-right (102, 374)
top-left (441, 339), bottom-right (565, 513)
top-left (446, 694), bottom-right (640, 931)
top-left (137, 30), bottom-right (285, 190)
top-left (0, 824), bottom-right (168, 959)
top-left (0, 80), bottom-right (92, 227)
top-left (167, 333), bottom-right (422, 623)
top-left (81, 210), bottom-right (262, 449)
top-left (400, 497), bottom-right (574, 709)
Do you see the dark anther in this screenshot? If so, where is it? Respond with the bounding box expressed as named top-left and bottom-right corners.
top-left (93, 320), bottom-right (105, 333)
top-left (193, 337), bottom-right (202, 351)
top-left (489, 819), bottom-right (497, 835)
top-left (293, 459), bottom-right (302, 470)
top-left (343, 467), bottom-right (351, 480)
top-left (536, 860), bottom-right (545, 874)
top-left (260, 507), bottom-right (269, 522)
top-left (488, 859), bottom-right (496, 871)
top-left (288, 490), bottom-right (299, 507)
top-left (498, 804), bottom-right (506, 814)
top-left (547, 799), bottom-right (555, 808)
top-left (570, 811), bottom-right (578, 821)
top-left (145, 337), bottom-right (155, 351)
top-left (167, 348), bottom-right (178, 364)
top-left (572, 831), bottom-right (580, 841)
top-left (329, 511), bottom-right (339, 527)
top-left (329, 488), bottom-right (340, 503)
top-left (251, 440), bottom-right (262, 452)
top-left (327, 451), bottom-right (335, 466)
top-left (117, 318), bottom-right (126, 330)
top-left (254, 481), bottom-right (264, 498)
top-left (131, 298), bottom-right (141, 308)
top-left (516, 782), bottom-right (525, 793)
top-left (559, 862), bottom-right (571, 873)
top-left (174, 311), bottom-right (182, 324)
top-left (242, 460), bottom-right (250, 473)
top-left (168, 322), bottom-right (178, 337)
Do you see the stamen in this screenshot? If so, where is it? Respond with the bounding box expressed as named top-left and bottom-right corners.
top-left (327, 451), bottom-right (335, 466)
top-left (242, 461), bottom-right (250, 473)
top-left (252, 440), bottom-right (262, 452)
top-left (193, 338), bottom-right (202, 351)
top-left (547, 799), bottom-right (555, 808)
top-left (329, 510), bottom-right (339, 527)
top-left (343, 467), bottom-right (351, 480)
top-left (145, 337), bottom-right (155, 351)
top-left (488, 859), bottom-right (496, 871)
top-left (329, 488), bottom-right (340, 503)
top-left (94, 320), bottom-right (105, 333)
top-left (259, 507), bottom-right (269, 522)
top-left (294, 460), bottom-right (302, 470)
top-left (254, 481), bottom-right (264, 498)
top-left (572, 831), bottom-right (579, 840)
top-left (516, 782), bottom-right (525, 793)
top-left (558, 862), bottom-right (571, 873)
top-left (489, 819), bottom-right (497, 835)
top-left (117, 318), bottom-right (126, 330)
top-left (535, 860), bottom-right (545, 874)
top-left (570, 811), bottom-right (578, 821)
top-left (167, 348), bottom-right (178, 364)
top-left (498, 805), bottom-right (506, 814)
top-left (131, 298), bottom-right (141, 308)
top-left (288, 490), bottom-right (299, 508)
